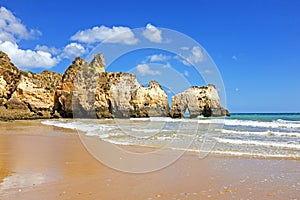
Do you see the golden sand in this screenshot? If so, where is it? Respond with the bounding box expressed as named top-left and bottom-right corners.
top-left (0, 120), bottom-right (299, 199)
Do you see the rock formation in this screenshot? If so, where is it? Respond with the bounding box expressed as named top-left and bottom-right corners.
top-left (54, 55), bottom-right (169, 118)
top-left (170, 84), bottom-right (230, 117)
top-left (130, 80), bottom-right (169, 117)
top-left (0, 51), bottom-right (62, 120)
top-left (0, 51), bottom-right (229, 120)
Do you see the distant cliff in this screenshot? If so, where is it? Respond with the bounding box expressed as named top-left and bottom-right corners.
top-left (0, 51), bottom-right (229, 120)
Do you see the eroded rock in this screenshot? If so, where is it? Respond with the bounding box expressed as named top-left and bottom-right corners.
top-left (0, 51), bottom-right (62, 119)
top-left (171, 84), bottom-right (230, 118)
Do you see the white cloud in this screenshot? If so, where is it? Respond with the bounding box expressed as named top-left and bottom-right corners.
top-left (0, 7), bottom-right (41, 42)
top-left (0, 7), bottom-right (57, 70)
top-left (136, 64), bottom-right (161, 76)
top-left (181, 46), bottom-right (205, 66)
top-left (61, 42), bottom-right (86, 59)
top-left (70, 25), bottom-right (138, 45)
top-left (142, 24), bottom-right (162, 43)
top-left (147, 54), bottom-right (170, 62)
top-left (162, 62), bottom-right (171, 69)
top-left (0, 41), bottom-right (59, 70)
top-left (35, 45), bottom-right (60, 55)
top-left (232, 55), bottom-right (237, 60)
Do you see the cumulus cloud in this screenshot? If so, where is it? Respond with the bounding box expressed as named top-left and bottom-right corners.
top-left (136, 64), bottom-right (161, 76)
top-left (61, 42), bottom-right (86, 59)
top-left (180, 46), bottom-right (205, 66)
top-left (0, 41), bottom-right (59, 70)
top-left (35, 45), bottom-right (60, 55)
top-left (0, 7), bottom-right (41, 42)
top-left (0, 7), bottom-right (58, 70)
top-left (147, 54), bottom-right (170, 62)
top-left (142, 24), bottom-right (162, 43)
top-left (70, 25), bottom-right (138, 45)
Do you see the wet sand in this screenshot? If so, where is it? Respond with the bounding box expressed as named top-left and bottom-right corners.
top-left (0, 120), bottom-right (299, 200)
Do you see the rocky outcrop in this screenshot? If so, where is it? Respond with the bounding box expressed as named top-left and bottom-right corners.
top-left (130, 80), bottom-right (169, 117)
top-left (0, 51), bottom-right (62, 120)
top-left (54, 54), bottom-right (110, 118)
top-left (54, 57), bottom-right (92, 118)
top-left (96, 72), bottom-right (141, 118)
top-left (170, 84), bottom-right (230, 118)
top-left (90, 53), bottom-right (105, 73)
top-left (0, 51), bottom-right (229, 120)
top-left (54, 55), bottom-right (169, 118)
top-left (0, 51), bottom-right (20, 106)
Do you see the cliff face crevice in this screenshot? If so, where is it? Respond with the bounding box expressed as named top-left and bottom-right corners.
top-left (0, 51), bottom-right (229, 120)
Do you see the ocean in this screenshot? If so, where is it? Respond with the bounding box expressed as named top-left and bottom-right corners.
top-left (42, 113), bottom-right (300, 159)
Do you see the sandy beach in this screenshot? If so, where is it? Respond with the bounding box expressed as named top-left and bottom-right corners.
top-left (0, 120), bottom-right (299, 200)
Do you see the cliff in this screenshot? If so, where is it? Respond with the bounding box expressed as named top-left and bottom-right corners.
top-left (170, 85), bottom-right (230, 118)
top-left (0, 51), bottom-right (229, 120)
top-left (54, 56), bottom-right (169, 118)
top-left (0, 51), bottom-right (62, 120)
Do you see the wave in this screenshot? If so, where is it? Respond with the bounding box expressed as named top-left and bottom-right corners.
top-left (169, 147), bottom-right (300, 159)
top-left (276, 119), bottom-right (300, 124)
top-left (41, 120), bottom-right (116, 132)
top-left (220, 129), bottom-right (300, 137)
top-left (41, 119), bottom-right (300, 159)
top-left (224, 119), bottom-right (300, 129)
top-left (214, 137), bottom-right (300, 150)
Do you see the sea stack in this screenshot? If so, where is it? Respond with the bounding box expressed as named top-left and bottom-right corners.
top-left (170, 84), bottom-right (230, 118)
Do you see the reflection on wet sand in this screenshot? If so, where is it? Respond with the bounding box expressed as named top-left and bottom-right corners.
top-left (0, 134), bottom-right (13, 186)
top-left (0, 121), bottom-right (67, 197)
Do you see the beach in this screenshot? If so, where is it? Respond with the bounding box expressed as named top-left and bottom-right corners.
top-left (0, 120), bottom-right (299, 200)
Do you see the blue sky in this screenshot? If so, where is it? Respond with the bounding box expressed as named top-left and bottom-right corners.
top-left (0, 0), bottom-right (299, 113)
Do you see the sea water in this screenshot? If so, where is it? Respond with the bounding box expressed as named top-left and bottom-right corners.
top-left (42, 113), bottom-right (300, 159)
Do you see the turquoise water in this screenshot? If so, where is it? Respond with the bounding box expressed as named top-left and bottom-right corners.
top-left (228, 113), bottom-right (300, 121)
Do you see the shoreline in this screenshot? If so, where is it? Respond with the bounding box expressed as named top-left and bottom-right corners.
top-left (0, 120), bottom-right (299, 199)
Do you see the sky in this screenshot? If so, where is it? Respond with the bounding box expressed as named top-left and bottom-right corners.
top-left (0, 0), bottom-right (299, 113)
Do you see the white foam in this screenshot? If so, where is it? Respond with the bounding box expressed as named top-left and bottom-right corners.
top-left (130, 118), bottom-right (150, 121)
top-left (276, 119), bottom-right (300, 124)
top-left (150, 117), bottom-right (180, 122)
top-left (220, 129), bottom-right (300, 137)
top-left (167, 147), bottom-right (300, 159)
top-left (131, 128), bottom-right (161, 133)
top-left (224, 119), bottom-right (300, 129)
top-left (149, 117), bottom-right (208, 123)
top-left (209, 150), bottom-right (300, 159)
top-left (42, 120), bottom-right (116, 133)
top-left (214, 137), bottom-right (300, 150)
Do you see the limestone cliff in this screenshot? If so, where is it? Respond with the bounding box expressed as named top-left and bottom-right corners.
top-left (0, 51), bottom-right (20, 106)
top-left (170, 84), bottom-right (230, 117)
top-left (0, 51), bottom-right (229, 120)
top-left (130, 80), bottom-right (169, 117)
top-left (0, 51), bottom-right (62, 120)
top-left (54, 55), bottom-right (169, 118)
